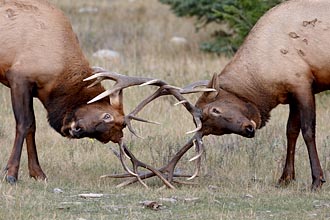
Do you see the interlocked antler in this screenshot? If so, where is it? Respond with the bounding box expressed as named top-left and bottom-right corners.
top-left (85, 67), bottom-right (211, 188)
top-left (85, 67), bottom-right (214, 136)
top-left (124, 80), bottom-right (214, 135)
top-left (101, 131), bottom-right (204, 188)
top-left (114, 139), bottom-right (176, 189)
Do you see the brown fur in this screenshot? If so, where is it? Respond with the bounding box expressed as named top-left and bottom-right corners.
top-left (0, 0), bottom-right (125, 184)
top-left (196, 0), bottom-right (330, 190)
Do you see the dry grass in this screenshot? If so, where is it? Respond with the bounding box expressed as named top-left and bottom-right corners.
top-left (1, 0), bottom-right (330, 219)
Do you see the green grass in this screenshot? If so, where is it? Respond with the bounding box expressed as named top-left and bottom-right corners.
top-left (1, 0), bottom-right (330, 219)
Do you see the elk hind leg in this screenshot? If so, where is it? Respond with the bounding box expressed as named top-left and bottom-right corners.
top-left (278, 103), bottom-right (300, 186)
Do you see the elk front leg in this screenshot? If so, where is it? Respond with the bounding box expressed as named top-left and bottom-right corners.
top-left (296, 90), bottom-right (325, 190)
top-left (26, 126), bottom-right (47, 181)
top-left (278, 102), bottom-right (300, 185)
top-left (5, 75), bottom-right (45, 183)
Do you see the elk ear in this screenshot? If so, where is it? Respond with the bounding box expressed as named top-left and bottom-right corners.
top-left (205, 73), bottom-right (219, 99)
top-left (110, 90), bottom-right (124, 113)
top-left (208, 73), bottom-right (219, 90)
top-left (195, 73), bottom-right (219, 108)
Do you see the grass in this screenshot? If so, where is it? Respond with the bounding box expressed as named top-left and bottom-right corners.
top-left (1, 0), bottom-right (330, 219)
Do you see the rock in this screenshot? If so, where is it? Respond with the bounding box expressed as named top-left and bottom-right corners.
top-left (93, 49), bottom-right (121, 64)
top-left (170, 36), bottom-right (188, 46)
top-left (53, 188), bottom-right (64, 193)
top-left (78, 7), bottom-right (99, 14)
top-left (78, 193), bottom-right (104, 199)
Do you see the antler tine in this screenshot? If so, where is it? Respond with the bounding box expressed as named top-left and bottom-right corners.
top-left (188, 139), bottom-right (204, 162)
top-left (86, 67), bottom-right (176, 104)
top-left (118, 141), bottom-right (139, 177)
top-left (123, 87), bottom-right (167, 137)
top-left (179, 80), bottom-right (216, 94)
top-left (103, 132), bottom-right (204, 188)
top-left (124, 83), bottom-right (205, 136)
top-left (125, 114), bottom-right (161, 139)
top-left (118, 142), bottom-right (150, 189)
top-left (120, 141), bottom-right (176, 189)
top-left (87, 88), bottom-right (118, 104)
top-left (186, 117), bottom-right (202, 134)
top-left (187, 136), bottom-right (204, 181)
top-left (169, 89), bottom-right (203, 134)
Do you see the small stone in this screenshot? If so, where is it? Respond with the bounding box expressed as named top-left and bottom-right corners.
top-left (184, 197), bottom-right (199, 202)
top-left (53, 188), bottom-right (64, 193)
top-left (170, 36), bottom-right (188, 45)
top-left (78, 7), bottom-right (99, 14)
top-left (78, 193), bottom-right (104, 199)
top-left (243, 194), bottom-right (254, 199)
top-left (93, 49), bottom-right (121, 64)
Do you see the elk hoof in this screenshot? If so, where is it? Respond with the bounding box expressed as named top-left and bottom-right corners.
top-left (6, 176), bottom-right (17, 185)
top-left (277, 176), bottom-right (295, 187)
top-left (29, 170), bottom-right (47, 181)
top-left (311, 177), bottom-right (326, 191)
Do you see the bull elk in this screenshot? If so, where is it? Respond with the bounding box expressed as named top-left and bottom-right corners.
top-left (0, 0), bottom-right (211, 186)
top-left (96, 0), bottom-right (330, 190)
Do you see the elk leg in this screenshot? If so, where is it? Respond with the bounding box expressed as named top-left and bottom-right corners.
top-left (6, 76), bottom-right (44, 184)
top-left (26, 127), bottom-right (47, 180)
top-left (23, 88), bottom-right (46, 180)
top-left (296, 90), bottom-right (325, 190)
top-left (278, 102), bottom-right (300, 185)
top-left (5, 77), bottom-right (37, 184)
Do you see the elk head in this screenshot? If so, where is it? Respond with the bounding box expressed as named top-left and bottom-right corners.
top-left (59, 67), bottom-right (175, 144)
top-left (196, 74), bottom-right (260, 138)
top-left (60, 91), bottom-right (125, 143)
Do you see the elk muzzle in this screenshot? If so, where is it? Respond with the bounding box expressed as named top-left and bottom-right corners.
top-left (241, 120), bottom-right (256, 138)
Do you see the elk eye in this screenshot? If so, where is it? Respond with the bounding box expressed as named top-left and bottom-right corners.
top-left (102, 113), bottom-right (114, 123)
top-left (211, 107), bottom-right (222, 115)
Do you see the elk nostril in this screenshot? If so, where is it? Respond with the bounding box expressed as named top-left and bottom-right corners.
top-left (245, 125), bottom-right (254, 134)
top-left (72, 126), bottom-right (82, 133)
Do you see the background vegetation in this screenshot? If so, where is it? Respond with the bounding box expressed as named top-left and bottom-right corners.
top-left (159, 0), bottom-right (283, 55)
top-left (1, 0), bottom-right (330, 219)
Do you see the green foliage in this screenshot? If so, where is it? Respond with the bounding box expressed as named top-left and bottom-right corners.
top-left (160, 0), bottom-right (284, 55)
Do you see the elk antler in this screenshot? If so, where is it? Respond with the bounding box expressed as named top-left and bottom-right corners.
top-left (101, 132), bottom-right (204, 188)
top-left (124, 80), bottom-right (215, 135)
top-left (86, 68), bottom-right (211, 188)
top-left (85, 67), bottom-right (214, 136)
top-left (85, 67), bottom-right (179, 104)
top-left (114, 139), bottom-right (176, 189)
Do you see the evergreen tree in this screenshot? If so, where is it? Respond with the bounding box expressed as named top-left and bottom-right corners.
top-left (160, 0), bottom-right (284, 55)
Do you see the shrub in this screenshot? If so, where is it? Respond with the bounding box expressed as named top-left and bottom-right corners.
top-left (160, 0), bottom-right (284, 55)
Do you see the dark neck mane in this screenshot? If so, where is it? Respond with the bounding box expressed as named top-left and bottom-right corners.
top-left (44, 67), bottom-right (108, 133)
